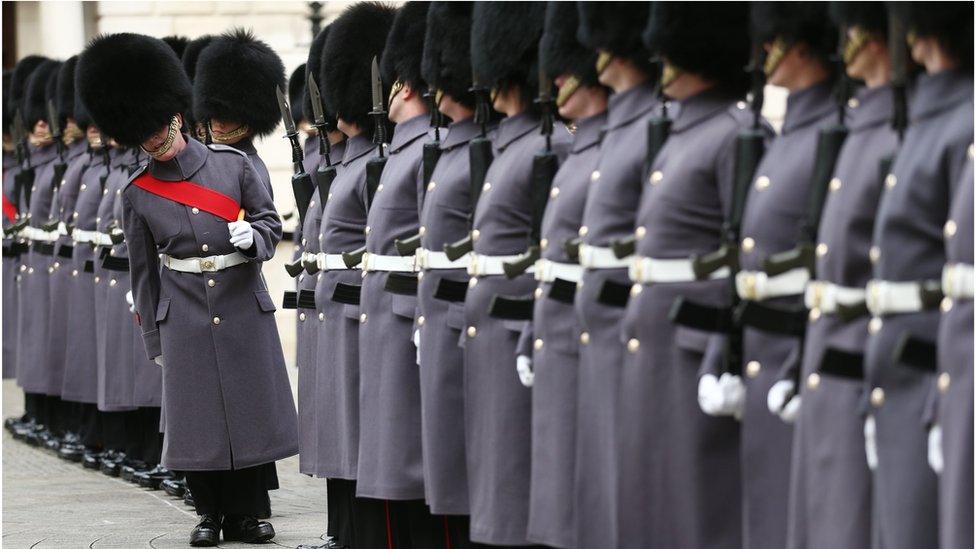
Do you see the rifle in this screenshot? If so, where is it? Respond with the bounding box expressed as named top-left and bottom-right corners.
top-left (42, 100), bottom-right (69, 233)
top-left (12, 110), bottom-right (33, 221)
top-left (275, 85), bottom-right (314, 228)
top-left (669, 40), bottom-right (768, 377)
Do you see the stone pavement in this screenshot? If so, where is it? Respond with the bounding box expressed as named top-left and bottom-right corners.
top-left (2, 242), bottom-right (333, 548)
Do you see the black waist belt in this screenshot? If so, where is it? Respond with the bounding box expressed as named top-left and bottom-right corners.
top-left (433, 278), bottom-right (468, 303)
top-left (331, 282), bottom-right (361, 305)
top-left (547, 278), bottom-right (577, 304)
top-left (488, 295), bottom-right (533, 321)
top-left (32, 242), bottom-right (55, 256)
top-left (669, 297), bottom-right (734, 334)
top-left (835, 301), bottom-right (870, 323)
top-left (2, 246), bottom-right (17, 258)
top-left (817, 347), bottom-right (864, 380)
top-left (282, 291), bottom-right (298, 310)
top-left (736, 300), bottom-right (806, 337)
top-left (99, 247), bottom-right (111, 259)
top-left (893, 334), bottom-right (937, 372)
top-left (101, 255), bottom-right (129, 272)
top-left (597, 279), bottom-right (630, 308)
top-left (297, 289), bottom-right (317, 309)
top-left (12, 241), bottom-right (29, 255)
top-left (384, 273), bottom-right (418, 296)
top-left (56, 244), bottom-right (74, 259)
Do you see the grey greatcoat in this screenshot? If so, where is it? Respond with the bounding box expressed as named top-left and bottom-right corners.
top-left (2, 152), bottom-right (20, 379)
top-left (415, 118), bottom-right (480, 515)
top-left (737, 81), bottom-right (835, 549)
top-left (122, 137), bottom-right (299, 471)
top-left (291, 135), bottom-right (322, 372)
top-left (463, 112), bottom-right (570, 546)
top-left (45, 140), bottom-right (89, 399)
top-left (357, 114), bottom-right (430, 500)
top-left (60, 149), bottom-right (109, 403)
top-left (937, 152), bottom-right (973, 549)
top-left (15, 143), bottom-right (59, 393)
top-left (864, 69), bottom-right (972, 549)
top-left (574, 82), bottom-right (658, 549)
top-left (312, 133), bottom-right (376, 480)
top-left (786, 85), bottom-right (897, 549)
top-left (516, 112), bottom-right (603, 549)
top-left (618, 92), bottom-right (758, 549)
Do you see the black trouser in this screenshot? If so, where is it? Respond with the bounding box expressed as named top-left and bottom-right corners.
top-left (184, 464), bottom-right (272, 517)
top-left (23, 392), bottom-right (42, 422)
top-left (78, 403), bottom-right (103, 448)
top-left (124, 407), bottom-right (163, 464)
top-left (327, 480), bottom-right (451, 549)
top-left (100, 410), bottom-right (131, 452)
top-left (438, 514), bottom-right (495, 549)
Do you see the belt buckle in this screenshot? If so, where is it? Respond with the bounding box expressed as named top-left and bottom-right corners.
top-left (741, 272), bottom-right (757, 300)
top-left (317, 253), bottom-right (326, 271)
top-left (809, 281), bottom-right (824, 309)
top-left (414, 248), bottom-right (427, 271)
top-left (943, 264), bottom-right (956, 296)
top-left (200, 258), bottom-right (216, 272)
top-left (467, 254), bottom-right (480, 277)
top-left (866, 280), bottom-right (883, 314)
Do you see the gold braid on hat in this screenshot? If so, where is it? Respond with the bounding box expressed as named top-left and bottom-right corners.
top-left (209, 121), bottom-right (250, 144)
top-left (142, 115), bottom-right (181, 159)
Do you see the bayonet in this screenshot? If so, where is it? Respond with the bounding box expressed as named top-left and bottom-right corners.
top-left (365, 56), bottom-right (388, 208)
top-left (276, 85), bottom-right (314, 227)
top-left (306, 73), bottom-right (337, 213)
top-left (308, 73), bottom-right (327, 127)
top-left (276, 86), bottom-right (299, 138)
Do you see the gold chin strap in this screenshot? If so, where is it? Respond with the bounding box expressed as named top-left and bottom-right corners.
top-left (62, 123), bottom-right (83, 145)
top-left (555, 75), bottom-right (581, 108)
top-left (209, 121), bottom-right (250, 144)
top-left (906, 30), bottom-right (918, 48)
top-left (29, 129), bottom-right (54, 147)
top-left (764, 36), bottom-right (790, 77)
top-left (142, 115), bottom-right (181, 159)
top-left (435, 89), bottom-right (445, 107)
top-left (87, 131), bottom-right (104, 149)
top-left (194, 121), bottom-right (208, 142)
top-left (843, 27), bottom-right (873, 65)
top-left (596, 51), bottom-right (613, 76)
top-left (389, 80), bottom-right (404, 105)
top-left (661, 62), bottom-right (683, 89)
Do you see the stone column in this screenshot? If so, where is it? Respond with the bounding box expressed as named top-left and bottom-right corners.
top-left (39, 1), bottom-right (86, 58)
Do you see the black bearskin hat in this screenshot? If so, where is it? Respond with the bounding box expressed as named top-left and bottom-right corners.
top-left (894, 2), bottom-right (973, 70)
top-left (541, 1), bottom-right (599, 86)
top-left (289, 63), bottom-right (307, 125)
top-left (193, 28), bottom-right (286, 137)
top-left (182, 35), bottom-right (215, 83)
top-left (577, 2), bottom-right (654, 73)
top-left (162, 36), bottom-right (190, 59)
top-left (381, 2), bottom-right (430, 92)
top-left (24, 60), bottom-right (60, 129)
top-left (471, 1), bottom-right (546, 108)
top-left (830, 2), bottom-right (888, 35)
top-left (77, 33), bottom-right (191, 147)
top-left (10, 56), bottom-right (48, 124)
top-left (56, 56), bottom-right (79, 125)
top-left (751, 2), bottom-right (837, 62)
top-left (2, 70), bottom-right (10, 134)
top-left (644, 2), bottom-right (751, 95)
top-left (422, 2), bottom-right (475, 108)
top-left (322, 2), bottom-right (397, 135)
top-left (305, 25), bottom-right (329, 121)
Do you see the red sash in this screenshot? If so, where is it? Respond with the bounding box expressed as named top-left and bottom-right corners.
top-left (1, 193), bottom-right (16, 221)
top-left (132, 173), bottom-right (240, 222)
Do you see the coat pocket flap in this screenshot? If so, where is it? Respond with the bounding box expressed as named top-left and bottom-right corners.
top-left (254, 290), bottom-right (277, 313)
top-left (675, 325), bottom-right (710, 353)
top-left (343, 303), bottom-right (361, 320)
top-left (155, 298), bottom-right (171, 322)
top-left (502, 319), bottom-right (529, 333)
top-left (446, 303), bottom-right (465, 330)
top-left (392, 294), bottom-right (418, 320)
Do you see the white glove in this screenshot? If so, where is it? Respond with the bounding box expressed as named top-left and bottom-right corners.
top-left (227, 220), bottom-right (254, 250)
top-left (864, 415), bottom-right (878, 471)
top-left (516, 355), bottom-right (534, 387)
top-left (413, 329), bottom-right (421, 366)
top-left (153, 355), bottom-right (164, 367)
top-left (718, 373), bottom-right (746, 419)
top-left (779, 395), bottom-right (802, 423)
top-left (928, 423), bottom-right (944, 474)
top-left (125, 290), bottom-right (135, 313)
top-left (767, 379), bottom-right (796, 415)
top-left (698, 373), bottom-right (745, 419)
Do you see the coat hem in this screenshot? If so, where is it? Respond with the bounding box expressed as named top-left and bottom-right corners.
top-left (470, 523), bottom-right (531, 546)
top-left (526, 528), bottom-right (575, 549)
top-left (59, 392), bottom-right (98, 404)
top-left (427, 500), bottom-right (471, 516)
top-left (354, 482), bottom-right (426, 501)
top-left (162, 446), bottom-right (298, 472)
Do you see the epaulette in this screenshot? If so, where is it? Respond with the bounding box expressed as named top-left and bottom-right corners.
top-left (207, 143), bottom-right (247, 157)
top-left (123, 164), bottom-right (149, 189)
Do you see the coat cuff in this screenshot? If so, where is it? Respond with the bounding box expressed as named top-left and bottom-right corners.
top-left (142, 329), bottom-right (161, 360)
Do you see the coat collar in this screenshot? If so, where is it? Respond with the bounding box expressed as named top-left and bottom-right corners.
top-left (606, 82), bottom-right (659, 131)
top-left (910, 69), bottom-right (973, 122)
top-left (149, 136), bottom-right (208, 181)
top-left (389, 113), bottom-right (430, 154)
top-left (229, 138), bottom-right (258, 156)
top-left (495, 111), bottom-right (540, 150)
top-left (67, 139), bottom-right (87, 160)
top-left (324, 138), bottom-right (346, 167)
top-left (572, 111), bottom-right (606, 153)
top-left (441, 118), bottom-right (482, 150)
top-left (28, 142), bottom-right (58, 166)
top-left (847, 85), bottom-right (894, 131)
top-left (782, 81), bottom-right (835, 134)
top-left (304, 134), bottom-right (320, 156)
top-left (671, 89), bottom-right (734, 133)
top-left (341, 133), bottom-right (375, 166)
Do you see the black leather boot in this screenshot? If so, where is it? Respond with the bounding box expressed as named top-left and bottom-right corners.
top-left (189, 514), bottom-right (221, 547)
top-left (135, 465), bottom-right (174, 489)
top-left (162, 477), bottom-right (186, 498)
top-left (222, 515), bottom-right (275, 543)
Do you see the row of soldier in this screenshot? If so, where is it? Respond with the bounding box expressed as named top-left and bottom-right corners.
top-left (4, 1), bottom-right (975, 549)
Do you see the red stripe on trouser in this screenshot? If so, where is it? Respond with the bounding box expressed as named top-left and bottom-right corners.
top-left (385, 500), bottom-right (394, 549)
top-left (443, 516), bottom-right (452, 549)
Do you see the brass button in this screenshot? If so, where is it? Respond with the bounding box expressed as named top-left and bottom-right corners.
top-left (534, 338), bottom-right (544, 351)
top-left (298, 274), bottom-right (305, 283)
top-left (80, 184), bottom-right (87, 191)
top-left (807, 373), bottom-right (821, 390)
top-left (627, 338), bottom-right (640, 353)
top-left (534, 287), bottom-right (543, 299)
top-left (941, 297), bottom-right (954, 312)
top-left (96, 217), bottom-right (101, 224)
top-left (19, 265), bottom-right (26, 272)
top-left (472, 229), bottom-right (480, 241)
top-left (746, 360), bottom-right (761, 378)
top-left (847, 97), bottom-right (860, 109)
top-left (47, 266), bottom-right (54, 274)
top-left (482, 182), bottom-right (491, 193)
top-left (540, 238), bottom-right (548, 251)
top-left (868, 317), bottom-right (883, 334)
top-left (376, 184), bottom-right (384, 193)
top-left (550, 187), bottom-right (560, 199)
top-left (93, 275), bottom-right (98, 283)
top-left (944, 220), bottom-right (957, 238)
top-left (736, 101), bottom-right (747, 110)
top-left (102, 189), bottom-right (107, 196)
top-left (109, 279), bottom-right (117, 287)
top-left (318, 312), bottom-right (325, 321)
top-left (650, 171), bottom-right (664, 185)
top-left (590, 170), bottom-right (600, 182)
top-left (869, 246), bottom-right (881, 264)
top-left (467, 326), bottom-right (477, 338)
top-left (469, 277), bottom-right (478, 288)
top-left (71, 269), bottom-right (78, 277)
top-left (53, 262), bottom-right (60, 269)
top-left (212, 316), bottom-right (221, 325)
top-left (417, 315), bottom-right (425, 326)
top-left (578, 226), bottom-right (588, 237)
top-left (754, 175), bottom-right (770, 191)
top-left (208, 279), bottom-right (216, 287)
top-left (201, 244), bottom-right (209, 252)
top-left (299, 312), bottom-right (306, 321)
top-left (364, 226), bottom-right (371, 235)
top-left (417, 271), bottom-right (424, 281)
top-left (360, 313), bottom-right (367, 324)
top-left (309, 201), bottom-right (315, 208)
top-left (870, 387), bottom-right (885, 407)
top-left (884, 174), bottom-right (897, 189)
top-left (816, 243), bottom-right (828, 257)
top-left (328, 192), bottom-right (333, 200)
top-left (809, 307), bottom-right (821, 321)
top-left (419, 226), bottom-right (426, 236)
top-left (301, 238), bottom-right (307, 246)
top-left (72, 212), bottom-right (78, 219)
top-left (630, 284), bottom-right (642, 297)
top-left (829, 177), bottom-right (842, 192)
top-left (938, 372), bottom-right (951, 393)
top-left (741, 237), bottom-right (755, 253)
top-left (580, 332), bottom-right (590, 345)
top-left (427, 181), bottom-right (436, 192)
top-left (635, 226), bottom-right (646, 239)
top-left (192, 207), bottom-right (200, 214)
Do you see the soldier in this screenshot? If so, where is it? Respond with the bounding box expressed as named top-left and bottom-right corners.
top-left (572, 3), bottom-right (657, 546)
top-left (464, 3), bottom-right (571, 545)
top-left (78, 32), bottom-right (299, 546)
top-left (514, 3), bottom-right (607, 547)
top-left (180, 35), bottom-right (215, 143)
top-left (316, 4), bottom-right (396, 548)
top-left (413, 3), bottom-right (487, 545)
top-left (193, 28), bottom-right (285, 195)
top-left (934, 146), bottom-right (974, 549)
top-left (2, 68), bottom-right (20, 382)
top-left (863, 3), bottom-right (972, 547)
top-left (616, 4), bottom-right (763, 548)
top-left (730, 5), bottom-right (837, 547)
top-left (784, 4), bottom-right (898, 548)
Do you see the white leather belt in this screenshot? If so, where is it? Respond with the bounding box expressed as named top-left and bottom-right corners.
top-left (362, 252), bottom-right (416, 273)
top-left (535, 259), bottom-right (584, 283)
top-left (942, 263), bottom-right (974, 300)
top-left (71, 229), bottom-right (97, 244)
top-left (161, 251), bottom-right (248, 273)
top-left (865, 279), bottom-right (936, 315)
top-left (467, 253), bottom-right (534, 277)
top-left (57, 222), bottom-right (68, 236)
top-left (629, 256), bottom-right (729, 284)
top-left (579, 244), bottom-right (630, 269)
top-left (804, 281), bottom-right (866, 313)
top-left (315, 252), bottom-right (352, 271)
top-left (416, 248), bottom-right (469, 271)
top-left (92, 232), bottom-right (113, 246)
top-left (21, 226), bottom-right (59, 243)
top-left (736, 267), bottom-right (809, 301)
